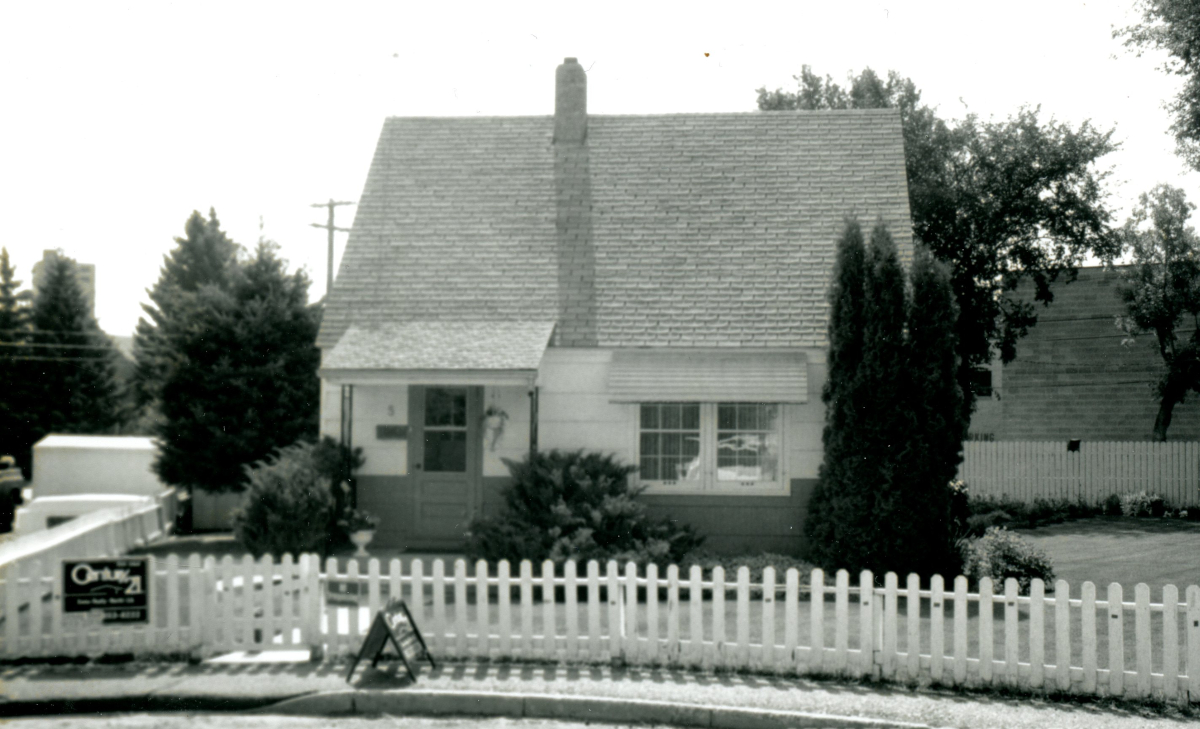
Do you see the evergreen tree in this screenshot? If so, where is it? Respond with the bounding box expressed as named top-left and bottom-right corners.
top-left (892, 246), bottom-right (966, 577)
top-left (805, 219), bottom-right (875, 573)
top-left (133, 209), bottom-right (239, 417)
top-left (805, 222), bottom-right (966, 579)
top-left (20, 256), bottom-right (121, 472)
top-left (855, 221), bottom-right (915, 575)
top-left (0, 249), bottom-right (34, 476)
top-left (154, 241), bottom-right (320, 494)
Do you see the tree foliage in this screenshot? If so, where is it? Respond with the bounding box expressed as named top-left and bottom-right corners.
top-left (758, 67), bottom-right (1118, 425)
top-left (805, 219), bottom-right (965, 578)
top-left (0, 255), bottom-right (122, 477)
top-left (151, 229), bottom-right (321, 494)
top-left (1117, 1), bottom-right (1200, 171)
top-left (232, 441), bottom-right (335, 557)
top-left (0, 249), bottom-right (34, 476)
top-left (1113, 184), bottom-right (1200, 440)
top-left (133, 209), bottom-right (240, 417)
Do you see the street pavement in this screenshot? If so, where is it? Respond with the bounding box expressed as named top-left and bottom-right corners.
top-left (0, 656), bottom-right (1192, 729)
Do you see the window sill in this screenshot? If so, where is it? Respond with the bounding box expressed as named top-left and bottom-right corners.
top-left (636, 482), bottom-right (791, 497)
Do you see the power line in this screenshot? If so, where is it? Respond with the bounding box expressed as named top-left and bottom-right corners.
top-left (0, 341), bottom-right (115, 351)
top-left (0, 355), bottom-right (111, 362)
top-left (310, 199), bottom-right (354, 296)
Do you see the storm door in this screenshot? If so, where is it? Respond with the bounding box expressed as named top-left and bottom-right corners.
top-left (408, 385), bottom-right (482, 545)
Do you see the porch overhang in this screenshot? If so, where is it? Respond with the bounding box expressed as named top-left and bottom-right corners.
top-left (319, 320), bottom-right (555, 387)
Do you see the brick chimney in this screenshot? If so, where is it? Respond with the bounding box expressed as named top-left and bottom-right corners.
top-left (553, 57), bottom-right (596, 347)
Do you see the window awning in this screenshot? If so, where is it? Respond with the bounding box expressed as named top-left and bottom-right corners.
top-left (320, 321), bottom-right (555, 387)
top-left (607, 350), bottom-right (808, 403)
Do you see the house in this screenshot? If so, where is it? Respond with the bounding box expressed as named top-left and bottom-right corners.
top-left (969, 265), bottom-right (1200, 442)
top-left (317, 58), bottom-right (913, 554)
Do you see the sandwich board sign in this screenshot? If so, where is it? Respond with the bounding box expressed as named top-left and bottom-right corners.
top-left (346, 597), bottom-right (435, 682)
top-left (62, 557), bottom-right (149, 624)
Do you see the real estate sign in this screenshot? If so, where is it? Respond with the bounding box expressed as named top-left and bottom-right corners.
top-left (62, 557), bottom-right (149, 624)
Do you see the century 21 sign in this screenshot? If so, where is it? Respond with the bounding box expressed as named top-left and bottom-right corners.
top-left (63, 558), bottom-right (149, 624)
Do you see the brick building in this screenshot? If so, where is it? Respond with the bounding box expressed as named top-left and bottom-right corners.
top-left (31, 249), bottom-right (96, 317)
top-left (969, 266), bottom-right (1200, 441)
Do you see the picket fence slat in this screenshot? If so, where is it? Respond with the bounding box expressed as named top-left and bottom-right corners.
top-left (6, 555), bottom-right (1200, 706)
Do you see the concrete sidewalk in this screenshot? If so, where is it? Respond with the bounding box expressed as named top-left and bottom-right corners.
top-left (0, 657), bottom-right (1189, 729)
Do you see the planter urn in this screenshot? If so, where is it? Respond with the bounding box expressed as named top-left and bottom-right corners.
top-left (350, 529), bottom-right (375, 557)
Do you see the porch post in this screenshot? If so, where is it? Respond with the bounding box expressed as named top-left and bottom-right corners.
top-left (528, 385), bottom-right (539, 463)
top-left (340, 384), bottom-right (356, 508)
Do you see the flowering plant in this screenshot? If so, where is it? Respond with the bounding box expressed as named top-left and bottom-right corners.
top-left (338, 508), bottom-right (380, 533)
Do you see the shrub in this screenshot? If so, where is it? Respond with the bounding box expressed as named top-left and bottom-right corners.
top-left (961, 526), bottom-right (1055, 593)
top-left (1104, 493), bottom-right (1123, 516)
top-left (1119, 491), bottom-right (1167, 517)
top-left (232, 441), bottom-right (335, 558)
top-left (466, 449), bottom-right (703, 566)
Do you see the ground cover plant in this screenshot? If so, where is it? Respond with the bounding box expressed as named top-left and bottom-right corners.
top-left (466, 449), bottom-right (703, 566)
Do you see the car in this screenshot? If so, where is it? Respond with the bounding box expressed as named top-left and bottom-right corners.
top-left (0, 455), bottom-right (25, 503)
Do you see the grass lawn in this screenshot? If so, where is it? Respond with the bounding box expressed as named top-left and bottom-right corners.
top-left (1013, 516), bottom-right (1200, 594)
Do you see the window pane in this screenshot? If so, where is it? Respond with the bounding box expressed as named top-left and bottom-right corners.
top-left (639, 402), bottom-right (701, 483)
top-left (640, 432), bottom-right (659, 455)
top-left (426, 388), bottom-right (467, 427)
top-left (717, 403), bottom-right (780, 482)
top-left (682, 404), bottom-right (700, 430)
top-left (425, 431), bottom-right (467, 472)
top-left (662, 405), bottom-right (681, 429)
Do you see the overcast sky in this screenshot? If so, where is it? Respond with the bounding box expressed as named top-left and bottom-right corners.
top-left (2, 1), bottom-right (1196, 336)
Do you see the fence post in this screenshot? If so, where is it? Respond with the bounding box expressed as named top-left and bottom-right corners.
top-left (301, 554), bottom-right (323, 661)
top-left (1186, 585), bottom-right (1200, 703)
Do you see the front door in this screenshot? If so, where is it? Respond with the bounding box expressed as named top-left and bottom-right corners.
top-left (408, 385), bottom-right (481, 546)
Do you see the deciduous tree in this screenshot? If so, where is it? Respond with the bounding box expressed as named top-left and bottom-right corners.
top-left (758, 68), bottom-right (1118, 426)
top-left (1114, 184), bottom-right (1200, 440)
top-left (1117, 1), bottom-right (1200, 171)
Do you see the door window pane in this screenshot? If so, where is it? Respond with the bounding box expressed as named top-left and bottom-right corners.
top-left (716, 403), bottom-right (780, 482)
top-left (426, 388), bottom-right (467, 427)
top-left (424, 387), bottom-right (468, 472)
top-left (425, 432), bottom-right (467, 472)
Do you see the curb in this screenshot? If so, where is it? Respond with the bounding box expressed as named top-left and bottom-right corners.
top-left (0, 693), bottom-right (311, 718)
top-left (267, 690), bottom-right (934, 729)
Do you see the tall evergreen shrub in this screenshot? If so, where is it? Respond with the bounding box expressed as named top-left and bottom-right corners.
top-left (805, 219), bottom-right (965, 579)
top-left (805, 219), bottom-right (874, 572)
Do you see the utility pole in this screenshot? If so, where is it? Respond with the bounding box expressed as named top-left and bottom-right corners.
top-left (310, 199), bottom-right (355, 297)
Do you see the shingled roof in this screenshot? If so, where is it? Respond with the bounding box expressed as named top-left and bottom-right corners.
top-left (318, 66), bottom-right (911, 355)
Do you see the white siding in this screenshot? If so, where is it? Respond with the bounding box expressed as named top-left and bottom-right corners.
top-left (538, 348), bottom-right (826, 480)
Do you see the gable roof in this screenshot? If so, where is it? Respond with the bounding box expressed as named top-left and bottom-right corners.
top-left (318, 108), bottom-right (911, 351)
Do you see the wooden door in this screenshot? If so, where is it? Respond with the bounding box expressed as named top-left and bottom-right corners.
top-left (408, 385), bottom-right (481, 546)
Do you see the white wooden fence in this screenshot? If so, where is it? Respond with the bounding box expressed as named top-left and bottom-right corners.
top-left (959, 441), bottom-right (1200, 505)
top-left (2, 556), bottom-right (1199, 704)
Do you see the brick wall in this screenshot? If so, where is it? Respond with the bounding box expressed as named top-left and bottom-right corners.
top-left (553, 58), bottom-right (597, 347)
top-left (975, 266), bottom-right (1200, 441)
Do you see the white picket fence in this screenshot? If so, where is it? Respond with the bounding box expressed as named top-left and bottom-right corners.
top-left (2, 556), bottom-right (1199, 704)
top-left (959, 441), bottom-right (1200, 505)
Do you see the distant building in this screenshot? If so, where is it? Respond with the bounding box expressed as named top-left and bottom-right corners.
top-left (969, 266), bottom-right (1200, 441)
top-left (31, 250), bottom-right (96, 316)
